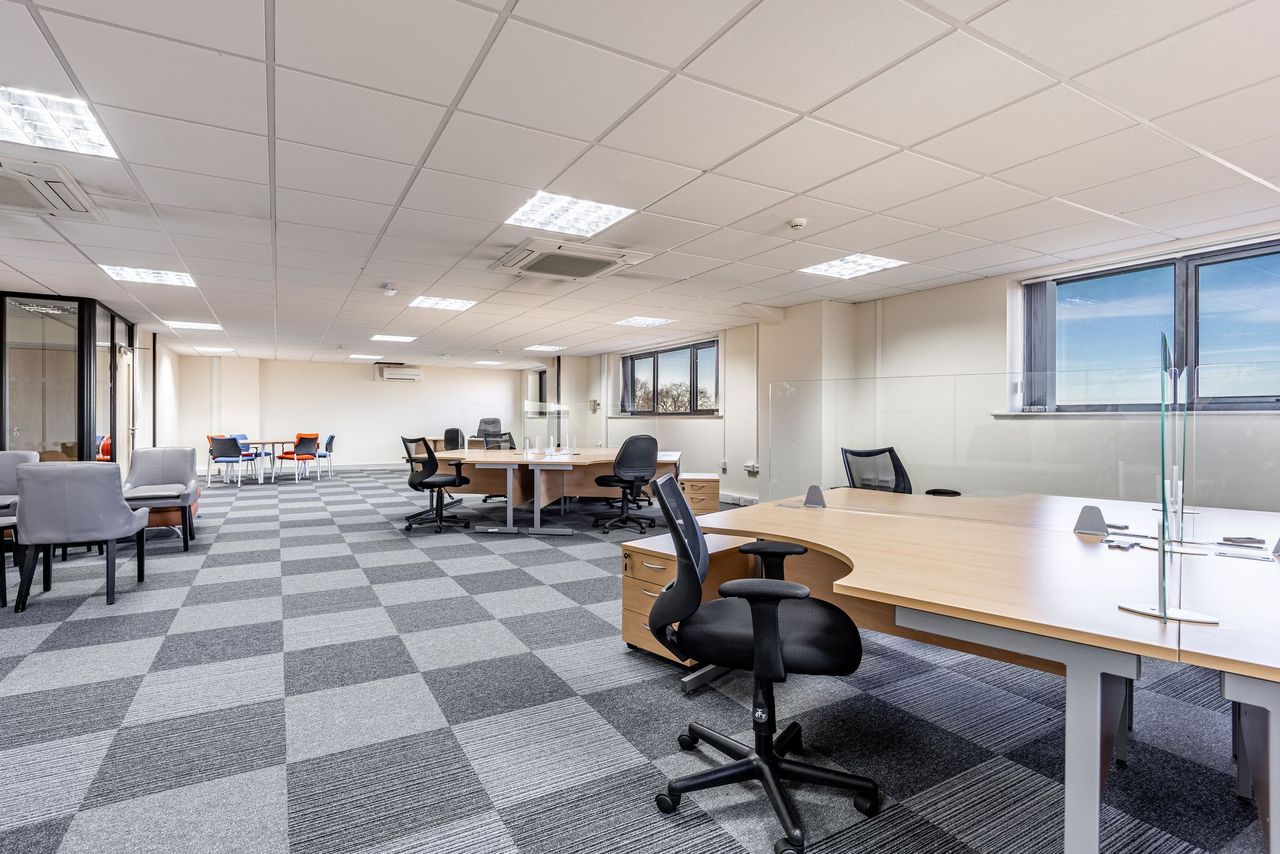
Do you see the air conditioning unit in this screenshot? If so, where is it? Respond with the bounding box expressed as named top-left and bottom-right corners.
top-left (377, 366), bottom-right (422, 382)
top-left (0, 157), bottom-right (104, 221)
top-left (490, 237), bottom-right (651, 282)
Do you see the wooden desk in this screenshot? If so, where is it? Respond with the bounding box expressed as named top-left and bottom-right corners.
top-left (424, 436), bottom-right (485, 451)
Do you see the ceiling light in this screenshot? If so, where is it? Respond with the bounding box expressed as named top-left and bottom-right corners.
top-left (0, 85), bottom-right (115, 157)
top-left (410, 296), bottom-right (476, 311)
top-left (371, 334), bottom-right (416, 343)
top-left (524, 344), bottom-right (565, 352)
top-left (99, 265), bottom-right (195, 287)
top-left (505, 191), bottom-right (635, 238)
top-left (474, 360), bottom-right (505, 366)
top-left (800, 252), bottom-right (907, 280)
top-left (616, 316), bottom-right (674, 328)
top-left (348, 354), bottom-right (382, 360)
top-left (194, 347), bottom-right (233, 353)
top-left (163, 320), bottom-right (221, 331)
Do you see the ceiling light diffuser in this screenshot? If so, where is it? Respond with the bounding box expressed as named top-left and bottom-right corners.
top-left (410, 296), bottom-right (477, 311)
top-left (524, 345), bottom-right (565, 352)
top-left (615, 316), bottom-right (674, 328)
top-left (799, 252), bottom-right (907, 280)
top-left (474, 360), bottom-right (505, 366)
top-left (0, 85), bottom-right (115, 157)
top-left (506, 191), bottom-right (634, 238)
top-left (164, 320), bottom-right (221, 331)
top-left (99, 265), bottom-right (195, 287)
top-left (371, 334), bottom-right (416, 343)
top-left (348, 354), bottom-right (382, 360)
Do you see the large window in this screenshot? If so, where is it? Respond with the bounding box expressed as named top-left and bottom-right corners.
top-left (623, 340), bottom-right (718, 415)
top-left (1024, 239), bottom-right (1280, 411)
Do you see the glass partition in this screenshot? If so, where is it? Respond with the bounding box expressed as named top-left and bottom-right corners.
top-left (5, 297), bottom-right (80, 460)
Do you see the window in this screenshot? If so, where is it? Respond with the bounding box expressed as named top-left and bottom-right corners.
top-left (1024, 239), bottom-right (1280, 411)
top-left (622, 340), bottom-right (718, 415)
top-left (536, 370), bottom-right (547, 405)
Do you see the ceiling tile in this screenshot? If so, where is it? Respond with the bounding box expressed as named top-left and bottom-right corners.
top-left (810, 151), bottom-right (977, 211)
top-left (172, 234), bottom-right (273, 265)
top-left (1064, 157), bottom-right (1247, 215)
top-left (274, 69), bottom-right (446, 165)
top-left (275, 246), bottom-right (365, 274)
top-left (53, 221), bottom-right (173, 254)
top-left (647, 173), bottom-right (790, 226)
top-left (425, 112), bottom-right (585, 189)
top-left (818, 33), bottom-right (1052, 146)
top-left (1122, 182), bottom-right (1280, 232)
top-left (604, 76), bottom-right (793, 170)
top-left (686, 0), bottom-right (948, 111)
top-left (460, 22), bottom-right (665, 140)
top-left (743, 241), bottom-right (843, 270)
top-left (970, 0), bottom-right (1240, 76)
top-left (0, 214), bottom-right (62, 243)
top-left (275, 141), bottom-right (414, 205)
top-left (715, 119), bottom-right (896, 193)
top-left (806, 214), bottom-right (934, 252)
top-left (1074, 2), bottom-right (1280, 116)
top-left (373, 236), bottom-right (470, 267)
top-left (512, 0), bottom-right (750, 67)
top-left (1220, 134), bottom-right (1280, 180)
top-left (44, 12), bottom-right (267, 133)
top-left (730, 196), bottom-right (866, 239)
top-left (1153, 76), bottom-right (1280, 154)
top-left (748, 270), bottom-right (832, 293)
top-left (0, 2), bottom-right (78, 96)
top-left (675, 228), bottom-right (788, 261)
top-left (386, 209), bottom-right (495, 246)
top-left (402, 169), bottom-right (534, 222)
top-left (950, 199), bottom-right (1098, 241)
top-left (276, 223), bottom-right (377, 256)
top-left (915, 86), bottom-right (1132, 174)
top-left (629, 252), bottom-right (726, 279)
top-left (546, 147), bottom-right (698, 210)
top-left (39, 0), bottom-right (267, 58)
top-left (276, 188), bottom-right (391, 233)
top-left (694, 263), bottom-right (783, 287)
top-left (97, 107), bottom-right (268, 183)
top-left (155, 206), bottom-right (271, 244)
top-left (994, 126), bottom-right (1195, 197)
top-left (872, 230), bottom-right (988, 263)
top-left (590, 212), bottom-right (717, 252)
top-left (132, 165), bottom-right (270, 218)
top-left (885, 178), bottom-right (1041, 228)
top-left (927, 241), bottom-right (1039, 272)
top-left (1010, 218), bottom-right (1157, 255)
top-left (275, 0), bottom-right (494, 103)
top-left (1162, 205), bottom-right (1280, 241)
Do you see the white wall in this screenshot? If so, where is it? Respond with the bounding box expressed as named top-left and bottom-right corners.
top-left (721, 324), bottom-right (758, 501)
top-left (155, 340), bottom-right (181, 447)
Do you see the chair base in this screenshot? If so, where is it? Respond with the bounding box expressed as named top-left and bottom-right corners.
top-left (657, 682), bottom-right (880, 853)
top-left (404, 489), bottom-right (471, 534)
top-left (591, 510), bottom-right (655, 534)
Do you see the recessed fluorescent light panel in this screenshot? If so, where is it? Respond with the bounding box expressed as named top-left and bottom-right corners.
top-left (99, 265), bottom-right (195, 287)
top-left (506, 191), bottom-right (635, 238)
top-left (194, 347), bottom-right (233, 353)
top-left (615, 316), bottom-right (674, 328)
top-left (410, 296), bottom-right (476, 311)
top-left (371, 334), bottom-right (416, 343)
top-left (474, 360), bottom-right (505, 366)
top-left (0, 85), bottom-right (115, 157)
top-left (163, 320), bottom-right (221, 331)
top-left (800, 252), bottom-right (907, 280)
top-left (348, 354), bottom-right (382, 360)
top-left (524, 345), bottom-right (565, 352)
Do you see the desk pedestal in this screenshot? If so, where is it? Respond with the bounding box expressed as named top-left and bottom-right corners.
top-left (1223, 673), bottom-right (1278, 851)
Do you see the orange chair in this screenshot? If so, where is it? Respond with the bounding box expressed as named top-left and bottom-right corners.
top-left (96, 436), bottom-right (112, 462)
top-left (277, 433), bottom-right (320, 481)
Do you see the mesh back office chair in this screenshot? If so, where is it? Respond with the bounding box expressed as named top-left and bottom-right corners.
top-left (839, 447), bottom-right (961, 497)
top-left (648, 475), bottom-right (881, 852)
top-left (443, 428), bottom-right (466, 451)
top-left (480, 431), bottom-right (516, 502)
top-left (400, 437), bottom-right (470, 533)
top-left (592, 434), bottom-right (658, 535)
top-left (474, 417), bottom-right (502, 438)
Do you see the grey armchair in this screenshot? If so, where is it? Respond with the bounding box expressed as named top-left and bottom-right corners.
top-left (13, 462), bottom-right (149, 613)
top-left (0, 450), bottom-right (39, 513)
top-left (123, 447), bottom-right (199, 551)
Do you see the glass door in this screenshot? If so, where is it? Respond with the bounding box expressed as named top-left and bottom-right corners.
top-left (114, 316), bottom-right (134, 475)
top-left (4, 297), bottom-right (81, 459)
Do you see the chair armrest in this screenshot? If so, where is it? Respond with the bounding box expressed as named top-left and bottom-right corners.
top-left (718, 578), bottom-right (810, 600)
top-left (718, 578), bottom-right (809, 682)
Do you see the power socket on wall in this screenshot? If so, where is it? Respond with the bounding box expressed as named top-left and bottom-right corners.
top-left (743, 462), bottom-right (759, 475)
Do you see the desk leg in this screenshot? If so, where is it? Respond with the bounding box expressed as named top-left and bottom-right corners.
top-left (524, 464), bottom-right (572, 536)
top-left (680, 664), bottom-right (730, 694)
top-left (475, 465), bottom-right (518, 534)
top-left (1223, 673), bottom-right (1279, 851)
top-left (896, 607), bottom-right (1140, 854)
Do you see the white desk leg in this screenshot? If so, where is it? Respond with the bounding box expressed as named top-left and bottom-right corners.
top-left (896, 607), bottom-right (1140, 854)
top-left (524, 463), bottom-right (572, 536)
top-left (474, 464), bottom-right (518, 534)
top-left (1223, 673), bottom-right (1279, 851)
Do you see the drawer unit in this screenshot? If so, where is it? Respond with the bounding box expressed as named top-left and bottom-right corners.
top-left (685, 493), bottom-right (718, 514)
top-left (622, 550), bottom-right (676, 585)
top-left (678, 472), bottom-right (720, 515)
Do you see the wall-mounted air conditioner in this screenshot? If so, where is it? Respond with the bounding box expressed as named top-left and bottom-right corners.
top-left (377, 366), bottom-right (422, 382)
top-left (490, 237), bottom-right (651, 282)
top-left (0, 157), bottom-right (104, 221)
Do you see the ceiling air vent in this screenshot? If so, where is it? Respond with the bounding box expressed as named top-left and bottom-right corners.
top-left (0, 157), bottom-right (104, 221)
top-left (490, 237), bottom-right (651, 282)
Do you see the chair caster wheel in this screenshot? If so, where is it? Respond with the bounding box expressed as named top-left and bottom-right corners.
top-left (655, 791), bottom-right (681, 814)
top-left (677, 732), bottom-right (699, 751)
top-left (647, 520), bottom-right (656, 528)
top-left (774, 839), bottom-right (802, 854)
top-left (403, 524), bottom-right (412, 532)
top-left (854, 792), bottom-right (881, 817)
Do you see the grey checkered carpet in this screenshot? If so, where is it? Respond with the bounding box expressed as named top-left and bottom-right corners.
top-left (0, 468), bottom-right (1262, 853)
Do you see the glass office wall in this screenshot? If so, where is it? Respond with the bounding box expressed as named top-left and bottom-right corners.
top-left (95, 310), bottom-right (111, 459)
top-left (4, 297), bottom-right (80, 460)
top-left (114, 315), bottom-right (133, 473)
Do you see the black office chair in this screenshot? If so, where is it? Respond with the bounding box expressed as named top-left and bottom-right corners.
top-left (474, 417), bottom-right (502, 439)
top-left (400, 437), bottom-right (470, 533)
top-left (480, 431), bottom-right (516, 503)
top-left (839, 446), bottom-right (960, 497)
top-left (443, 427), bottom-right (466, 451)
top-left (592, 434), bottom-right (657, 535)
top-left (649, 474), bottom-right (880, 853)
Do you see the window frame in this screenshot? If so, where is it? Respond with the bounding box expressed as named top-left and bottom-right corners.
top-left (1023, 238), bottom-right (1280, 413)
top-left (621, 339), bottom-right (719, 416)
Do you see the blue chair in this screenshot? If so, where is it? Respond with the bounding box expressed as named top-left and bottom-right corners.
top-left (208, 437), bottom-right (248, 486)
top-left (315, 435), bottom-right (335, 478)
top-left (232, 434), bottom-right (272, 483)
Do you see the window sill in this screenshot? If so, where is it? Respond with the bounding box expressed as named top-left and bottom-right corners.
top-left (992, 409), bottom-right (1280, 418)
top-left (608, 413), bottom-right (723, 420)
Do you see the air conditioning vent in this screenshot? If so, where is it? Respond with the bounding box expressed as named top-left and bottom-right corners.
top-left (377, 366), bottom-right (422, 382)
top-left (490, 237), bottom-right (650, 282)
top-left (0, 158), bottom-right (104, 221)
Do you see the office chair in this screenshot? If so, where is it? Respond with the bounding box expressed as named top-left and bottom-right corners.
top-left (481, 431), bottom-right (515, 503)
top-left (279, 434), bottom-right (320, 482)
top-left (648, 474), bottom-right (880, 853)
top-left (400, 437), bottom-right (470, 533)
top-left (591, 434), bottom-right (658, 535)
top-left (315, 435), bottom-right (336, 478)
top-left (839, 447), bottom-right (960, 497)
top-left (474, 417), bottom-right (502, 438)
top-left (443, 427), bottom-right (466, 451)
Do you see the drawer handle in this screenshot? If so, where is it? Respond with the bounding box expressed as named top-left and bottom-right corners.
top-left (640, 561), bottom-right (667, 570)
top-left (642, 623), bottom-right (650, 630)
top-left (641, 590), bottom-right (660, 598)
